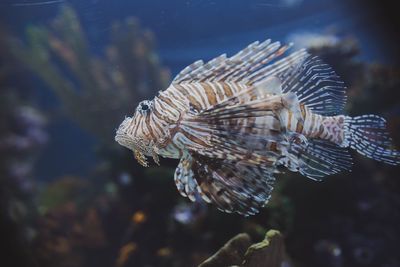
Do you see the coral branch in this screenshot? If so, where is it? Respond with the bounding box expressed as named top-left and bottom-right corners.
top-left (11, 5), bottom-right (170, 145)
top-left (199, 230), bottom-right (288, 267)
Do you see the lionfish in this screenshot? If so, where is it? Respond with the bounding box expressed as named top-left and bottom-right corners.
top-left (115, 38), bottom-right (400, 216)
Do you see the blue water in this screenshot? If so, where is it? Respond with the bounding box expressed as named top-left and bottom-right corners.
top-left (1, 0), bottom-right (396, 180)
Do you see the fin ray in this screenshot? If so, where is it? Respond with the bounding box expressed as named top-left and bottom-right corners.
top-left (279, 56), bottom-right (347, 115)
top-left (172, 39), bottom-right (308, 85)
top-left (177, 86), bottom-right (291, 164)
top-left (191, 154), bottom-right (276, 216)
top-left (343, 115), bottom-right (400, 165)
top-left (174, 155), bottom-right (199, 202)
top-left (284, 138), bottom-right (353, 181)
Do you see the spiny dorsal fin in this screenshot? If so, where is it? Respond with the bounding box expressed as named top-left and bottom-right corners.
top-left (172, 39), bottom-right (308, 85)
top-left (172, 38), bottom-right (347, 116)
top-left (253, 76), bottom-right (282, 95)
top-left (279, 55), bottom-right (347, 115)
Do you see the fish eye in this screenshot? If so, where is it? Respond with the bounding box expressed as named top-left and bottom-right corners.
top-left (137, 100), bottom-right (153, 114)
top-left (141, 103), bottom-right (149, 110)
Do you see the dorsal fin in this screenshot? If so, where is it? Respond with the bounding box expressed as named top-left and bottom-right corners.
top-left (172, 39), bottom-right (308, 85)
top-left (173, 38), bottom-right (347, 115)
top-left (253, 76), bottom-right (282, 95)
top-left (279, 55), bottom-right (347, 115)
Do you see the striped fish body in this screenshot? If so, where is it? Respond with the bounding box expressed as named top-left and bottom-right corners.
top-left (156, 82), bottom-right (347, 165)
top-left (115, 39), bottom-right (399, 216)
top-left (155, 81), bottom-right (281, 159)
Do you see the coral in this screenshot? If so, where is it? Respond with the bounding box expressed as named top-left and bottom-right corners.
top-left (116, 242), bottom-right (138, 267)
top-left (199, 233), bottom-right (252, 267)
top-left (0, 28), bottom-right (48, 267)
top-left (32, 176), bottom-right (113, 267)
top-left (11, 5), bottom-right (170, 144)
top-left (33, 201), bottom-right (107, 267)
top-left (37, 176), bottom-right (88, 214)
top-left (199, 230), bottom-right (290, 267)
top-left (243, 230), bottom-right (286, 267)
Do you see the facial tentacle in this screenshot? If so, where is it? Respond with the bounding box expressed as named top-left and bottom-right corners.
top-left (134, 149), bottom-right (149, 167)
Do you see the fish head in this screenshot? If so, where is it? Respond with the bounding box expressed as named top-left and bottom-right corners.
top-left (115, 99), bottom-right (156, 167)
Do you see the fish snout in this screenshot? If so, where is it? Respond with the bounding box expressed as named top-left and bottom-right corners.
top-left (115, 123), bottom-right (134, 150)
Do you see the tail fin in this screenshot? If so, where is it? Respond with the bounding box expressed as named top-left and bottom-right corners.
top-left (343, 115), bottom-right (400, 165)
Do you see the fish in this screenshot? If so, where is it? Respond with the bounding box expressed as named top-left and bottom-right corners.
top-left (115, 39), bottom-right (400, 216)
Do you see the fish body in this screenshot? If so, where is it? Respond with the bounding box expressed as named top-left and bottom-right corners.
top-left (115, 39), bottom-right (400, 216)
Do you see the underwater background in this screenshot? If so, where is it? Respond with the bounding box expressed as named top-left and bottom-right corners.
top-left (1, 0), bottom-right (400, 266)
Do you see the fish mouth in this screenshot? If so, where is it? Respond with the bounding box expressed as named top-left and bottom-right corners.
top-left (115, 133), bottom-right (150, 167)
top-left (115, 117), bottom-right (133, 147)
top-left (115, 132), bottom-right (134, 150)
top-left (115, 124), bottom-right (159, 167)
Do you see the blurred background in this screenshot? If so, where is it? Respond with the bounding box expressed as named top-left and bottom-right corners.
top-left (0, 0), bottom-right (400, 266)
